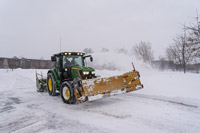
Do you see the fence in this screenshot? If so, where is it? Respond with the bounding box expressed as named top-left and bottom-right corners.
top-left (0, 57), bottom-right (55, 69)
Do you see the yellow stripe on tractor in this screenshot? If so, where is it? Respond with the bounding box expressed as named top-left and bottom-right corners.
top-left (75, 71), bottom-right (143, 103)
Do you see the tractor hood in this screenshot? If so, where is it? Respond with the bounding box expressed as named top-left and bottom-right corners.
top-left (71, 66), bottom-right (95, 80)
top-left (71, 66), bottom-right (95, 72)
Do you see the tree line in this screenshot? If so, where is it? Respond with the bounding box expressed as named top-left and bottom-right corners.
top-left (166, 13), bottom-right (200, 73)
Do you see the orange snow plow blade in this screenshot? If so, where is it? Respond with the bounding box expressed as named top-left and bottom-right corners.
top-left (75, 71), bottom-right (143, 103)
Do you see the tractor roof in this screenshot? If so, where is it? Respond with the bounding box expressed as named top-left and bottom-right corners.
top-left (54, 52), bottom-right (85, 56)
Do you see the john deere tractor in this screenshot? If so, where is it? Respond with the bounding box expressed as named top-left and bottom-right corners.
top-left (36, 52), bottom-right (143, 104)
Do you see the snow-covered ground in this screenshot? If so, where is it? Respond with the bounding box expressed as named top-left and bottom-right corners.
top-left (0, 68), bottom-right (200, 133)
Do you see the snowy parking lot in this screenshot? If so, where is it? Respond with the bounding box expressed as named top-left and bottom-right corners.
top-left (0, 69), bottom-right (200, 133)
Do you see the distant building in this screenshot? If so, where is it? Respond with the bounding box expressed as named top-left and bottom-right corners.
top-left (0, 57), bottom-right (54, 69)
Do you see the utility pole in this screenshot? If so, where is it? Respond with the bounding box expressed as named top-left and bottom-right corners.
top-left (60, 36), bottom-right (62, 52)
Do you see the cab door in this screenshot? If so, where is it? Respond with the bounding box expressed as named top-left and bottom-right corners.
top-left (55, 56), bottom-right (63, 80)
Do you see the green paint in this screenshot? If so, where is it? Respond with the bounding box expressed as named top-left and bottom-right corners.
top-left (36, 78), bottom-right (46, 90)
top-left (71, 66), bottom-right (95, 80)
top-left (71, 69), bottom-right (80, 80)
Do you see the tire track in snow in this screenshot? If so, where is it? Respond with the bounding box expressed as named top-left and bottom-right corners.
top-left (125, 93), bottom-right (199, 109)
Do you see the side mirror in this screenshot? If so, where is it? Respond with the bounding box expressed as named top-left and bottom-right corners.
top-left (83, 55), bottom-right (93, 62)
top-left (51, 56), bottom-right (56, 62)
top-left (90, 57), bottom-right (93, 62)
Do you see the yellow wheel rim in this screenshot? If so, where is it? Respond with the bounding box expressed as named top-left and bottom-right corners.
top-left (48, 78), bottom-right (53, 92)
top-left (63, 87), bottom-right (70, 100)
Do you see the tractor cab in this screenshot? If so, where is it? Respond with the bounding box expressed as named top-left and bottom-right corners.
top-left (51, 52), bottom-right (95, 81)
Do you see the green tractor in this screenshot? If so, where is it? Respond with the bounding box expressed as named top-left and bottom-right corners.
top-left (36, 52), bottom-right (95, 104)
top-left (36, 52), bottom-right (143, 104)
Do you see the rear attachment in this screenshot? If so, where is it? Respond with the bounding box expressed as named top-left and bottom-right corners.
top-left (36, 71), bottom-right (47, 92)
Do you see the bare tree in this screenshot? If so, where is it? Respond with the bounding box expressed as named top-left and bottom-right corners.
top-left (133, 41), bottom-right (154, 63)
top-left (101, 48), bottom-right (109, 53)
top-left (166, 33), bottom-right (194, 73)
top-left (166, 45), bottom-right (179, 63)
top-left (83, 48), bottom-right (94, 54)
top-left (185, 12), bottom-right (200, 58)
top-left (166, 12), bottom-right (200, 73)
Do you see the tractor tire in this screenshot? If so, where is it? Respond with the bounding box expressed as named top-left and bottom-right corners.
top-left (47, 73), bottom-right (57, 96)
top-left (61, 82), bottom-right (76, 104)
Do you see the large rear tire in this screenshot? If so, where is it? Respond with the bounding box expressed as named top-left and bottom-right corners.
top-left (61, 82), bottom-right (76, 104)
top-left (47, 73), bottom-right (57, 96)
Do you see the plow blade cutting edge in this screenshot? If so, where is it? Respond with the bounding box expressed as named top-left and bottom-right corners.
top-left (75, 70), bottom-right (143, 103)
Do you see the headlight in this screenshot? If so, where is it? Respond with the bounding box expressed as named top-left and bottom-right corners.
top-left (92, 71), bottom-right (95, 74)
top-left (83, 71), bottom-right (89, 75)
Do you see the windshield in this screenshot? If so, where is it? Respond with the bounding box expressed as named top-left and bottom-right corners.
top-left (63, 55), bottom-right (83, 68)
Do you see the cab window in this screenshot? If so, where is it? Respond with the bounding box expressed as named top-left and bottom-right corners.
top-left (63, 56), bottom-right (83, 68)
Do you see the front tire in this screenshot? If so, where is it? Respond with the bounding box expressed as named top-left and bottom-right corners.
top-left (47, 73), bottom-right (57, 96)
top-left (61, 82), bottom-right (76, 104)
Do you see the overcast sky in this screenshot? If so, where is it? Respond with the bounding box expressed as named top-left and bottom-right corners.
top-left (0, 0), bottom-right (200, 59)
